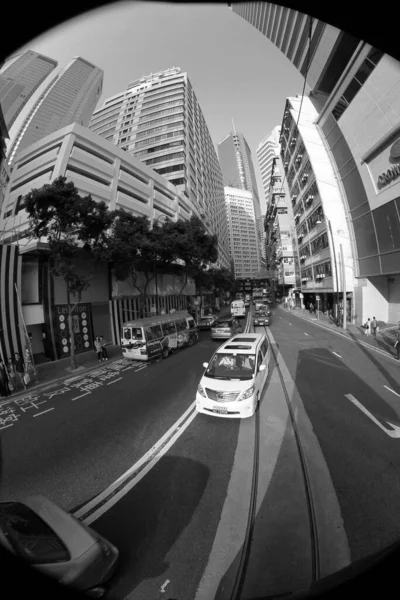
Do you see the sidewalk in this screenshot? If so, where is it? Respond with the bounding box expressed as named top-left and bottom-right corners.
top-left (281, 306), bottom-right (398, 358)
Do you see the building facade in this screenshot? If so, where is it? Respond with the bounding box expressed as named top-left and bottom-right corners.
top-left (0, 124), bottom-right (200, 363)
top-left (224, 186), bottom-right (261, 278)
top-left (218, 130), bottom-right (261, 217)
top-left (279, 95), bottom-right (353, 314)
top-left (257, 125), bottom-right (281, 215)
top-left (0, 50), bottom-right (58, 131)
top-left (7, 57), bottom-right (103, 164)
top-left (89, 67), bottom-right (230, 269)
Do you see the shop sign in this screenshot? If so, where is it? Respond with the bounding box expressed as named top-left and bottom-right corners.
top-left (53, 303), bottom-right (93, 357)
top-left (377, 139), bottom-right (400, 188)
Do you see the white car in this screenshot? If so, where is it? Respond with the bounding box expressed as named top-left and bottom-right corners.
top-left (196, 333), bottom-right (270, 418)
top-left (0, 495), bottom-right (119, 597)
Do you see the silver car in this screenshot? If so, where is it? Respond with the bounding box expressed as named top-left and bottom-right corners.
top-left (211, 318), bottom-right (242, 340)
top-left (0, 495), bottom-right (119, 597)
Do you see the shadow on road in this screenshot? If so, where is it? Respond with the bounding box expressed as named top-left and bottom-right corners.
top-left (91, 455), bottom-right (210, 599)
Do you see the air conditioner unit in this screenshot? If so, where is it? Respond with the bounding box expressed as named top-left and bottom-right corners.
top-left (302, 173), bottom-right (309, 182)
top-left (296, 154), bottom-right (303, 163)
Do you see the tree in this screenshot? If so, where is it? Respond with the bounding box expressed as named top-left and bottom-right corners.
top-left (24, 176), bottom-right (114, 370)
top-left (170, 216), bottom-right (219, 296)
top-left (207, 267), bottom-right (235, 298)
top-left (108, 212), bottom-right (174, 318)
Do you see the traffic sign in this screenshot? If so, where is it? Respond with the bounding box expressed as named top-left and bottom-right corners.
top-left (316, 295), bottom-right (320, 301)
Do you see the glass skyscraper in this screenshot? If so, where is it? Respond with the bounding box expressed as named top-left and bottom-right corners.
top-left (89, 67), bottom-right (230, 269)
top-left (0, 50), bottom-right (58, 130)
top-left (8, 57), bottom-right (103, 164)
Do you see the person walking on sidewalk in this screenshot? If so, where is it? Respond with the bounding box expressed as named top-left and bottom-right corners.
top-left (24, 347), bottom-right (37, 382)
top-left (371, 317), bottom-right (378, 337)
top-left (364, 318), bottom-right (371, 336)
top-left (394, 325), bottom-right (400, 360)
top-left (0, 359), bottom-right (11, 397)
top-left (100, 336), bottom-right (108, 360)
top-left (13, 353), bottom-right (27, 391)
top-left (309, 302), bottom-right (314, 315)
top-left (94, 337), bottom-right (103, 362)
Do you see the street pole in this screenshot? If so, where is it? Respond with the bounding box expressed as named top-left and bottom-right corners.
top-left (340, 244), bottom-right (346, 330)
top-left (327, 218), bottom-right (340, 324)
top-left (317, 297), bottom-right (320, 320)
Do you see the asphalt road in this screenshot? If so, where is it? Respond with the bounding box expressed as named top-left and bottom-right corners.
top-left (0, 330), bottom-right (236, 510)
top-left (271, 307), bottom-right (400, 563)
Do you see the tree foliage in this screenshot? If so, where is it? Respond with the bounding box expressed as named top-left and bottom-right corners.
top-left (24, 176), bottom-right (113, 369)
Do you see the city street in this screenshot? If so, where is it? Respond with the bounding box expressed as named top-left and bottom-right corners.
top-left (1, 306), bottom-right (400, 600)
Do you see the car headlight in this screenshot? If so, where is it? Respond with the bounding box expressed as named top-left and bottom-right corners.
top-left (197, 384), bottom-right (207, 398)
top-left (240, 385), bottom-right (255, 400)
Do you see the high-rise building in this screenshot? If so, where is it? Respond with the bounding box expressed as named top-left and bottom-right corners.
top-left (256, 125), bottom-right (281, 214)
top-left (217, 130), bottom-right (261, 217)
top-left (0, 50), bottom-right (58, 131)
top-left (7, 57), bottom-right (103, 164)
top-left (224, 186), bottom-right (261, 278)
top-left (230, 3), bottom-right (363, 112)
top-left (89, 67), bottom-right (230, 268)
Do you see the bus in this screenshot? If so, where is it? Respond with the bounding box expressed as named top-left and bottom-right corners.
top-left (253, 288), bottom-right (263, 302)
top-left (121, 311), bottom-right (198, 361)
top-left (231, 300), bottom-right (246, 318)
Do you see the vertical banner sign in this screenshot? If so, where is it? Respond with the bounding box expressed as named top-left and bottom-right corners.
top-left (54, 303), bottom-right (93, 357)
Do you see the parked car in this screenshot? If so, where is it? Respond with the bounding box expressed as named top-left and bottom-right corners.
top-left (198, 315), bottom-right (217, 330)
top-left (0, 495), bottom-right (119, 598)
top-left (211, 317), bottom-right (242, 340)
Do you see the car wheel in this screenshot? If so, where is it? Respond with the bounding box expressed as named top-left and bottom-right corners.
top-left (188, 337), bottom-right (194, 347)
top-left (162, 346), bottom-right (169, 359)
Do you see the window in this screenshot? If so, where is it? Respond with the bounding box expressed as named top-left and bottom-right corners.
top-left (188, 318), bottom-right (196, 329)
top-left (162, 321), bottom-right (176, 336)
top-left (146, 325), bottom-right (163, 341)
top-left (0, 502), bottom-right (70, 564)
top-left (176, 319), bottom-right (187, 331)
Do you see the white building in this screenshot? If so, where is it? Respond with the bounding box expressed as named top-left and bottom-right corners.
top-left (7, 57), bottom-right (103, 164)
top-left (89, 67), bottom-right (230, 269)
top-left (256, 125), bottom-right (281, 215)
top-left (224, 186), bottom-right (261, 278)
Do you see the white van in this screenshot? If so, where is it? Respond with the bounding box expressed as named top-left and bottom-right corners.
top-left (196, 333), bottom-right (270, 418)
top-left (231, 300), bottom-right (246, 318)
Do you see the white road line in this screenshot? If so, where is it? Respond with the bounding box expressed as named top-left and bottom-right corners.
top-left (73, 400), bottom-right (197, 521)
top-left (0, 423), bottom-right (14, 430)
top-left (33, 408), bottom-right (54, 418)
top-left (106, 377), bottom-right (122, 385)
top-left (384, 385), bottom-right (400, 398)
top-left (71, 391), bottom-right (91, 402)
top-left (332, 352), bottom-right (342, 358)
top-left (304, 333), bottom-right (309, 336)
top-left (279, 317), bottom-right (282, 319)
top-left (160, 580), bottom-right (170, 593)
top-left (289, 323), bottom-right (292, 326)
top-left (345, 394), bottom-right (400, 438)
top-left (135, 365), bottom-right (147, 371)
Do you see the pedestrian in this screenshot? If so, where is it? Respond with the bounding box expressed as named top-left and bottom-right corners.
top-left (24, 347), bottom-right (37, 382)
top-left (94, 336), bottom-right (103, 362)
top-left (13, 352), bottom-right (27, 390)
top-left (100, 335), bottom-right (108, 360)
top-left (309, 302), bottom-right (314, 315)
top-left (371, 316), bottom-right (378, 337)
top-left (7, 358), bottom-right (17, 392)
top-left (395, 324), bottom-right (400, 360)
top-left (364, 318), bottom-right (371, 336)
top-left (0, 359), bottom-right (11, 397)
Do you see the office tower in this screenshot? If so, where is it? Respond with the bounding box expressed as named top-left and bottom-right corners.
top-left (224, 186), bottom-right (261, 278)
top-left (217, 129), bottom-right (261, 217)
top-left (89, 67), bottom-right (230, 269)
top-left (8, 57), bottom-right (103, 164)
top-left (230, 3), bottom-right (364, 110)
top-left (0, 50), bottom-right (58, 130)
top-left (257, 125), bottom-right (281, 214)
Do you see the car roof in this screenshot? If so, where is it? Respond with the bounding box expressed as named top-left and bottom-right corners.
top-left (216, 334), bottom-right (264, 353)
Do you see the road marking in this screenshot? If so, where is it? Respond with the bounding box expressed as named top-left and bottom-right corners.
top-left (288, 322), bottom-right (292, 326)
top-left (106, 377), bottom-right (122, 385)
top-left (332, 352), bottom-right (342, 358)
top-left (33, 408), bottom-right (54, 418)
top-left (279, 316), bottom-right (282, 319)
top-left (71, 391), bottom-right (91, 401)
top-left (384, 385), bottom-right (400, 398)
top-left (0, 423), bottom-right (14, 430)
top-left (345, 394), bottom-right (400, 438)
top-left (304, 333), bottom-right (309, 336)
top-left (160, 580), bottom-right (170, 593)
top-left (135, 365), bottom-right (147, 371)
top-left (73, 401), bottom-right (198, 523)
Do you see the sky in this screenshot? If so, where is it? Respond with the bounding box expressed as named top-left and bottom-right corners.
top-left (9, 1), bottom-right (305, 204)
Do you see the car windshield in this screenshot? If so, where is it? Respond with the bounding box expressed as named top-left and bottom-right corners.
top-left (123, 327), bottom-right (143, 341)
top-left (0, 503), bottom-right (70, 564)
top-left (205, 353), bottom-right (255, 379)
